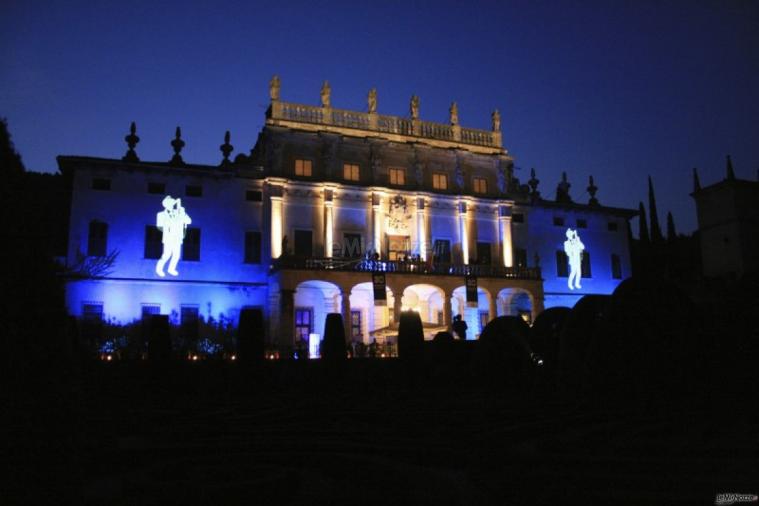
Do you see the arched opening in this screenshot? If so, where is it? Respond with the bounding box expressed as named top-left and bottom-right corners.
top-left (497, 288), bottom-right (534, 325)
top-left (402, 283), bottom-right (447, 340)
top-left (451, 286), bottom-right (492, 339)
top-left (293, 280), bottom-right (342, 355)
top-left (348, 282), bottom-right (395, 345)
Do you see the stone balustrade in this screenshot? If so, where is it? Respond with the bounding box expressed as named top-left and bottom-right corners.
top-left (270, 100), bottom-right (500, 149)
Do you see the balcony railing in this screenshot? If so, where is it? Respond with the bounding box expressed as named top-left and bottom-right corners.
top-left (270, 256), bottom-right (541, 280)
top-left (270, 101), bottom-right (501, 149)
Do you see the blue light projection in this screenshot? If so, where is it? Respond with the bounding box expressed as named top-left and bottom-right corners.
top-left (564, 228), bottom-right (584, 290)
top-left (155, 195), bottom-right (192, 277)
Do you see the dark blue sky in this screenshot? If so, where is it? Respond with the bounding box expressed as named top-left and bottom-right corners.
top-left (2, 0), bottom-right (757, 233)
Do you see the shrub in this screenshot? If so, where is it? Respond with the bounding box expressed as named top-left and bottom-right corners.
top-left (473, 316), bottom-right (533, 389)
top-left (237, 308), bottom-right (265, 363)
top-left (397, 310), bottom-right (424, 363)
top-left (320, 313), bottom-right (347, 362)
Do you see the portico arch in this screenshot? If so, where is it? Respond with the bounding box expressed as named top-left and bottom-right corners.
top-left (451, 285), bottom-right (493, 339)
top-left (497, 287), bottom-right (535, 324)
top-left (293, 280), bottom-right (343, 349)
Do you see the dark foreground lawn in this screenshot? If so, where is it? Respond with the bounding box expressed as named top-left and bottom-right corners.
top-left (5, 359), bottom-right (758, 505)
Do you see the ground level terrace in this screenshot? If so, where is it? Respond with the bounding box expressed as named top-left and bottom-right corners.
top-left (268, 268), bottom-right (544, 349)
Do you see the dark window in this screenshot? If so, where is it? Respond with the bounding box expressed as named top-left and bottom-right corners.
top-left (512, 213), bottom-right (524, 224)
top-left (294, 230), bottom-right (313, 258)
top-left (185, 185), bottom-right (202, 197)
top-left (581, 252), bottom-right (592, 278)
top-left (611, 254), bottom-right (622, 279)
top-left (514, 247), bottom-right (528, 268)
top-left (182, 228), bottom-right (201, 261)
top-left (144, 226), bottom-right (162, 259)
top-left (244, 231), bottom-right (261, 264)
top-left (294, 307), bottom-right (313, 344)
top-left (576, 219), bottom-right (587, 229)
top-left (342, 233), bottom-right (362, 258)
top-left (92, 178), bottom-right (111, 191)
top-left (141, 304), bottom-right (160, 318)
top-left (351, 310), bottom-right (362, 341)
top-left (87, 220), bottom-right (108, 257)
top-left (553, 216), bottom-right (565, 227)
top-left (433, 239), bottom-right (451, 263)
top-left (181, 305), bottom-right (199, 339)
top-left (556, 250), bottom-right (569, 277)
top-left (607, 222), bottom-right (618, 232)
top-left (246, 190), bottom-right (262, 202)
top-left (476, 242), bottom-right (491, 265)
top-left (82, 302), bottom-right (103, 322)
top-left (148, 182), bottom-right (165, 194)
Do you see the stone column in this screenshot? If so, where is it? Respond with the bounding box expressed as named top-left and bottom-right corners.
top-left (372, 192), bottom-right (383, 257)
top-left (393, 291), bottom-right (403, 325)
top-left (270, 195), bottom-right (284, 259)
top-left (499, 205), bottom-right (513, 268)
top-left (324, 188), bottom-right (334, 258)
top-left (416, 197), bottom-right (427, 261)
top-left (458, 201), bottom-right (469, 265)
top-left (341, 289), bottom-right (352, 345)
top-left (279, 288), bottom-right (295, 349)
top-left (488, 293), bottom-right (497, 322)
top-left (442, 289), bottom-right (451, 329)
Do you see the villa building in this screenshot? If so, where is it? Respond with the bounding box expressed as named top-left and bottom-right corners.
top-left (60, 78), bottom-right (635, 351)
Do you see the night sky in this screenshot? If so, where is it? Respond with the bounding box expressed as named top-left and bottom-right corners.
top-left (2, 1), bottom-right (757, 233)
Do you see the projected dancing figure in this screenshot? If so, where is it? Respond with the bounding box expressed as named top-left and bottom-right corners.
top-left (564, 228), bottom-right (585, 290)
top-left (155, 196), bottom-right (192, 277)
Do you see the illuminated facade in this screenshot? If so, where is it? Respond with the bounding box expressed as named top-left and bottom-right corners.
top-left (60, 80), bottom-right (635, 349)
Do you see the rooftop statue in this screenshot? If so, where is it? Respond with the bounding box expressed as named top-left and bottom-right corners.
top-left (367, 88), bottom-right (377, 113)
top-left (449, 102), bottom-right (459, 125)
top-left (269, 75), bottom-right (281, 101)
top-left (492, 109), bottom-right (501, 132)
top-left (410, 95), bottom-right (420, 120)
top-left (320, 81), bottom-right (331, 107)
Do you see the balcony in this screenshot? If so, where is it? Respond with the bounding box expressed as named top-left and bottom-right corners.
top-left (270, 256), bottom-right (541, 280)
top-left (268, 101), bottom-right (502, 150)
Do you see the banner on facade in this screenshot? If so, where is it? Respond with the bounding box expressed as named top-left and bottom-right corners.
top-left (465, 274), bottom-right (478, 308)
top-left (372, 272), bottom-right (387, 306)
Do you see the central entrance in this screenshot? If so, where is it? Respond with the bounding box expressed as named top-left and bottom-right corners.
top-left (386, 234), bottom-right (410, 261)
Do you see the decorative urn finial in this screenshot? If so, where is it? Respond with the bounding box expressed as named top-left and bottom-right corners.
top-left (220, 130), bottom-right (233, 165)
top-left (170, 126), bottom-right (185, 165)
top-left (587, 175), bottom-right (599, 205)
top-left (122, 121), bottom-right (140, 162)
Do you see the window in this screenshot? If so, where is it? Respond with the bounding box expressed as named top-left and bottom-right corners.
top-left (432, 173), bottom-right (448, 190)
top-left (611, 254), bottom-right (622, 279)
top-left (514, 247), bottom-right (528, 268)
top-left (141, 304), bottom-right (160, 319)
top-left (144, 226), bottom-right (162, 259)
top-left (181, 305), bottom-right (199, 339)
top-left (553, 216), bottom-right (565, 226)
top-left (87, 220), bottom-right (108, 257)
top-left (343, 163), bottom-right (360, 181)
top-left (476, 242), bottom-right (491, 265)
top-left (556, 250), bottom-right (569, 277)
top-left (607, 222), bottom-right (618, 232)
top-left (576, 219), bottom-right (587, 229)
top-left (581, 252), bottom-right (592, 278)
top-left (512, 213), bottom-right (524, 224)
top-left (148, 182), bottom-right (165, 194)
top-left (433, 239), bottom-right (451, 263)
top-left (473, 177), bottom-right (487, 194)
top-left (295, 159), bottom-right (312, 177)
top-left (294, 308), bottom-right (313, 344)
top-left (185, 185), bottom-right (202, 197)
top-left (294, 230), bottom-right (313, 258)
top-left (82, 302), bottom-right (103, 322)
top-left (342, 233), bottom-right (362, 258)
top-left (244, 231), bottom-right (261, 264)
top-left (389, 168), bottom-right (405, 185)
top-left (92, 178), bottom-right (111, 191)
top-left (351, 310), bottom-right (362, 341)
top-left (246, 190), bottom-right (263, 202)
top-left (182, 228), bottom-right (201, 261)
